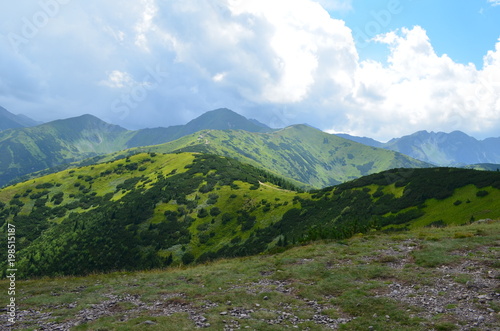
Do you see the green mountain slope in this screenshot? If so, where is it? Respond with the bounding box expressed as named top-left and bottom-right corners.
top-left (1, 152), bottom-right (499, 279)
top-left (0, 114), bottom-right (134, 186)
top-left (0, 109), bottom-right (272, 187)
top-left (131, 125), bottom-right (431, 188)
top-left (1, 110), bottom-right (432, 189)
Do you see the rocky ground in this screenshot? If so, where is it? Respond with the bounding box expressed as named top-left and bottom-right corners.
top-left (1, 224), bottom-right (499, 330)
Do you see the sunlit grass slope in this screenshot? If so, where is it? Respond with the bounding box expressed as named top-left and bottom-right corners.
top-left (0, 153), bottom-right (499, 280)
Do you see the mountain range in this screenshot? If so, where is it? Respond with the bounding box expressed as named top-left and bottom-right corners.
top-left (0, 108), bottom-right (429, 188)
top-left (338, 130), bottom-right (500, 166)
top-left (1, 106), bottom-right (499, 188)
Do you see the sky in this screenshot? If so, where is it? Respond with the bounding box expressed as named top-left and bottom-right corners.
top-left (0, 0), bottom-right (499, 141)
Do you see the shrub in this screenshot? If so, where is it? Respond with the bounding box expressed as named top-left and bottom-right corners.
top-left (199, 184), bottom-right (214, 193)
top-left (207, 193), bottom-right (219, 205)
top-left (210, 207), bottom-right (221, 217)
top-left (196, 223), bottom-right (209, 231)
top-left (197, 208), bottom-right (208, 218)
top-left (181, 252), bottom-right (195, 265)
top-left (9, 198), bottom-right (24, 207)
top-left (476, 190), bottom-right (488, 197)
top-left (36, 182), bottom-right (54, 189)
top-left (221, 213), bottom-right (233, 224)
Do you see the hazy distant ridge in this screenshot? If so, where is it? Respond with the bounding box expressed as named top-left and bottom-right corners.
top-left (338, 130), bottom-right (500, 166)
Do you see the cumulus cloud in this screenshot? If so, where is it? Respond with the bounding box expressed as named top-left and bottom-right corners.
top-left (332, 27), bottom-right (500, 140)
top-left (0, 0), bottom-right (499, 140)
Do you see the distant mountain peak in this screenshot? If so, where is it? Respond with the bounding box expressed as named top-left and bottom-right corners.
top-left (182, 108), bottom-right (271, 133)
top-left (0, 106), bottom-right (41, 131)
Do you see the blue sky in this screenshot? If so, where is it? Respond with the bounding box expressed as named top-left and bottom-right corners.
top-left (339, 0), bottom-right (500, 66)
top-left (0, 0), bottom-right (499, 141)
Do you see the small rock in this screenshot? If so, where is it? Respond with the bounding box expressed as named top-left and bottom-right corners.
top-left (263, 296), bottom-right (269, 300)
top-left (143, 320), bottom-right (156, 325)
top-left (220, 311), bottom-right (228, 315)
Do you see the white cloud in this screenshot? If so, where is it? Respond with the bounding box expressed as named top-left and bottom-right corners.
top-left (134, 0), bottom-right (158, 52)
top-left (225, 0), bottom-right (357, 103)
top-left (212, 72), bottom-right (227, 82)
top-left (333, 27), bottom-right (500, 140)
top-left (488, 0), bottom-right (500, 6)
top-left (0, 1), bottom-right (499, 140)
top-left (99, 70), bottom-right (135, 88)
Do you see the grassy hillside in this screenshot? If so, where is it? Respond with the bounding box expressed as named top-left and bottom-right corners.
top-left (1, 152), bottom-right (499, 280)
top-left (118, 125), bottom-right (431, 188)
top-left (0, 152), bottom-right (302, 278)
top-left (5, 124), bottom-right (432, 190)
top-left (1, 221), bottom-right (498, 330)
top-left (0, 115), bottom-right (134, 186)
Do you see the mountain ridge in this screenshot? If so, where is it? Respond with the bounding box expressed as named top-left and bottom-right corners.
top-left (338, 130), bottom-right (500, 166)
top-left (0, 109), bottom-right (271, 187)
top-left (0, 108), bottom-right (431, 188)
top-left (125, 123), bottom-right (431, 188)
top-left (0, 106), bottom-right (42, 131)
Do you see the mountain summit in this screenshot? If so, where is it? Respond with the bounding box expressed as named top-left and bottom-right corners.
top-left (126, 108), bottom-right (271, 148)
top-left (0, 106), bottom-right (41, 131)
top-left (184, 108), bottom-right (271, 133)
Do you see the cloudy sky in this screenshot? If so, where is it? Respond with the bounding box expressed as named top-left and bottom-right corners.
top-left (1, 0), bottom-right (499, 141)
